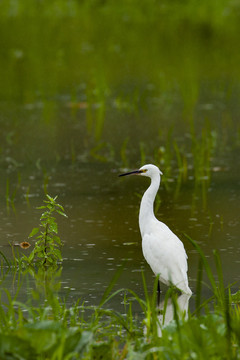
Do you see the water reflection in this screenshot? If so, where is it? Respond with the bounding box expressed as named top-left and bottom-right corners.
top-left (157, 293), bottom-right (190, 337)
top-left (28, 266), bottom-right (63, 296)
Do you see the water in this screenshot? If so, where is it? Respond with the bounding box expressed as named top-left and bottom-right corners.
top-left (0, 161), bottom-right (239, 313)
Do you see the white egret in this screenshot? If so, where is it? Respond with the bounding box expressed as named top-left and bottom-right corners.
top-left (119, 164), bottom-right (192, 300)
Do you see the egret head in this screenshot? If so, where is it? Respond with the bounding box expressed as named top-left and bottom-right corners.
top-left (119, 164), bottom-right (163, 178)
top-left (139, 164), bottom-right (163, 177)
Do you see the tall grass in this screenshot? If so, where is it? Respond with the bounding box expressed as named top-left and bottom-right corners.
top-left (0, 236), bottom-right (239, 359)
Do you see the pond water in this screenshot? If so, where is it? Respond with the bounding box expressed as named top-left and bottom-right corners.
top-left (0, 158), bottom-right (239, 313)
top-left (0, 2), bottom-right (240, 315)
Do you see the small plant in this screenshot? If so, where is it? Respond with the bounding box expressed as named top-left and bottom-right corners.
top-left (23, 195), bottom-right (67, 267)
top-left (6, 173), bottom-right (21, 213)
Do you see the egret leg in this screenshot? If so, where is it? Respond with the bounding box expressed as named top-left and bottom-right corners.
top-left (157, 280), bottom-right (161, 307)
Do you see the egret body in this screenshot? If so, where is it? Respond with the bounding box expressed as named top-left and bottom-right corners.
top-left (119, 164), bottom-right (192, 296)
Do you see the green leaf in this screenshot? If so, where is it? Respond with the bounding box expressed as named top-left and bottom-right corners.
top-left (57, 209), bottom-right (67, 217)
top-left (36, 252), bottom-right (45, 258)
top-left (64, 330), bottom-right (93, 357)
top-left (91, 341), bottom-right (113, 360)
top-left (184, 233), bottom-right (217, 294)
top-left (49, 222), bottom-right (58, 233)
top-left (52, 235), bottom-right (62, 245)
top-left (29, 227), bottom-right (39, 238)
top-left (0, 333), bottom-right (36, 359)
top-left (98, 262), bottom-right (126, 307)
top-left (28, 251), bottom-right (35, 263)
top-left (53, 249), bottom-right (62, 261)
top-left (0, 250), bottom-right (11, 267)
top-left (18, 321), bottom-right (60, 353)
top-left (46, 194), bottom-right (58, 203)
top-left (232, 290), bottom-right (240, 304)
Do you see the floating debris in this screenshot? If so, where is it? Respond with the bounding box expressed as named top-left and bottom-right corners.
top-left (19, 241), bottom-right (31, 249)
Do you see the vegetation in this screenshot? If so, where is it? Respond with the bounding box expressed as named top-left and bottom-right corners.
top-left (0, 1), bottom-right (239, 358)
top-left (0, 248), bottom-right (239, 359)
top-left (22, 195), bottom-right (67, 267)
top-left (0, 194), bottom-right (239, 359)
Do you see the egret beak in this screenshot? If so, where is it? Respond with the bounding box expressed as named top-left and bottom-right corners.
top-left (119, 169), bottom-right (142, 177)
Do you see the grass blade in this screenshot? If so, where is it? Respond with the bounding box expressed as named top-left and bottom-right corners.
top-left (195, 257), bottom-right (203, 316)
top-left (184, 233), bottom-right (217, 295)
top-left (0, 251), bottom-right (10, 268)
top-left (98, 262), bottom-right (126, 307)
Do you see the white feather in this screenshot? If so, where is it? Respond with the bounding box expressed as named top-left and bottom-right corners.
top-left (120, 163), bottom-right (192, 295)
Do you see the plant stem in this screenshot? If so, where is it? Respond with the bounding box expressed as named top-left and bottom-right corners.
top-left (43, 223), bottom-right (49, 265)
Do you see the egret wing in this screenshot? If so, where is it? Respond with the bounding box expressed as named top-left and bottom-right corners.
top-left (141, 221), bottom-right (189, 292)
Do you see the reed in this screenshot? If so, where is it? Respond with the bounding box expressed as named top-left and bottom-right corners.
top-left (0, 248), bottom-right (239, 359)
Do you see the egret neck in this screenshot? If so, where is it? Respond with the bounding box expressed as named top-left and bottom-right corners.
top-left (139, 171), bottom-right (160, 236)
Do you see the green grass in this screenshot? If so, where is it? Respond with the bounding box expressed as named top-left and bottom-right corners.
top-left (0, 237), bottom-right (239, 359)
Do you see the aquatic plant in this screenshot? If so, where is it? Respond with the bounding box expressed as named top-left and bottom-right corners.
top-left (0, 234), bottom-right (239, 359)
top-left (22, 195), bottom-right (67, 267)
top-left (5, 173), bottom-right (21, 213)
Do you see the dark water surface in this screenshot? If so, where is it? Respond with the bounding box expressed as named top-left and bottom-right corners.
top-left (0, 160), bottom-right (239, 313)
